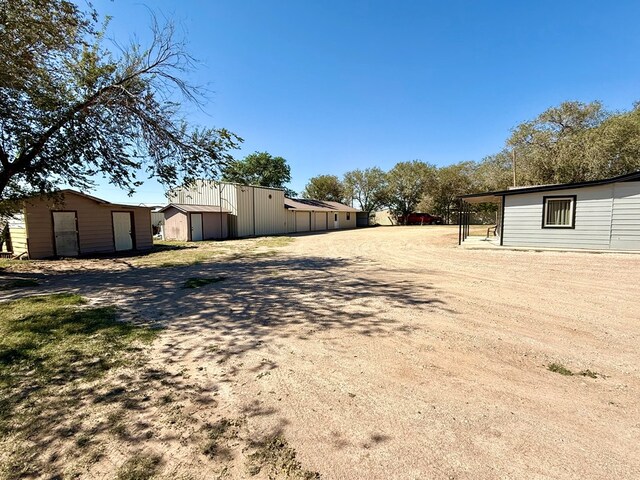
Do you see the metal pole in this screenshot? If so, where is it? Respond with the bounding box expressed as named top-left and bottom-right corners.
top-left (512, 149), bottom-right (517, 187)
top-left (458, 199), bottom-right (462, 245)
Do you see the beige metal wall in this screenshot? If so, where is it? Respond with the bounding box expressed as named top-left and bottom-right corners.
top-left (255, 188), bottom-right (287, 235)
top-left (286, 210), bottom-right (296, 233)
top-left (21, 193), bottom-right (152, 259)
top-left (163, 208), bottom-right (189, 241)
top-left (169, 181), bottom-right (288, 238)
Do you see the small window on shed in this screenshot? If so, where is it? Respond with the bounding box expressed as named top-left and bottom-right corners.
top-left (543, 196), bottom-right (575, 228)
top-left (334, 213), bottom-right (338, 221)
top-left (346, 213), bottom-right (351, 220)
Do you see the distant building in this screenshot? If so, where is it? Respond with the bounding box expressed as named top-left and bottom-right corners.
top-left (167, 181), bottom-right (358, 239)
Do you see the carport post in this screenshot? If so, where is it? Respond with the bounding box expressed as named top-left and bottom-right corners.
top-left (458, 199), bottom-right (463, 245)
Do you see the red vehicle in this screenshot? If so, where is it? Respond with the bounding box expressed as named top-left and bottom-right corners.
top-left (399, 212), bottom-right (443, 225)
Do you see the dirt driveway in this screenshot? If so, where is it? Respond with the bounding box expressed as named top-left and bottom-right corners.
top-left (2, 226), bottom-right (640, 479)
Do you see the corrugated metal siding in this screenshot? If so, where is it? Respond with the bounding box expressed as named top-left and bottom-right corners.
top-left (23, 194), bottom-right (152, 258)
top-left (286, 210), bottom-right (296, 233)
top-left (502, 185), bottom-right (614, 249)
top-left (611, 182), bottom-right (640, 250)
top-left (254, 188), bottom-right (287, 235)
top-left (235, 185), bottom-right (255, 237)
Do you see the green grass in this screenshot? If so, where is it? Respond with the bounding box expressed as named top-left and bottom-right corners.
top-left (0, 278), bottom-right (39, 290)
top-left (0, 293), bottom-right (159, 446)
top-left (548, 363), bottom-right (602, 378)
top-left (115, 453), bottom-right (162, 480)
top-left (547, 363), bottom-right (574, 376)
top-left (182, 276), bottom-right (226, 289)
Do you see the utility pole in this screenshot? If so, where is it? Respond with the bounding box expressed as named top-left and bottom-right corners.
top-left (512, 149), bottom-right (517, 187)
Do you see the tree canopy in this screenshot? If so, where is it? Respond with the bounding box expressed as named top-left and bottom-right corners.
top-left (386, 161), bottom-right (436, 221)
top-left (221, 152), bottom-right (292, 194)
top-left (301, 174), bottom-right (345, 202)
top-left (343, 167), bottom-right (388, 214)
top-left (0, 0), bottom-right (242, 203)
top-left (508, 101), bottom-right (640, 185)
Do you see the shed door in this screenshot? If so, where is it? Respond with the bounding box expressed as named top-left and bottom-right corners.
top-left (112, 212), bottom-right (134, 251)
top-left (334, 213), bottom-right (339, 229)
top-left (53, 211), bottom-right (79, 256)
top-left (191, 213), bottom-right (203, 241)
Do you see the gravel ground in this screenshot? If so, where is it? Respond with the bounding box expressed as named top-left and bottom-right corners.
top-left (2, 226), bottom-right (639, 479)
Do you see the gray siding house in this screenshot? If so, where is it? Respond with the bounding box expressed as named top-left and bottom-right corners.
top-left (459, 171), bottom-right (640, 251)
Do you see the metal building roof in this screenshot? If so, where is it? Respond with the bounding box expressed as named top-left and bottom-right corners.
top-left (284, 198), bottom-right (359, 212)
top-left (159, 203), bottom-right (231, 213)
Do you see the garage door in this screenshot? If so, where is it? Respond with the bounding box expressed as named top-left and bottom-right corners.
top-left (295, 211), bottom-right (310, 232)
top-left (313, 212), bottom-right (327, 231)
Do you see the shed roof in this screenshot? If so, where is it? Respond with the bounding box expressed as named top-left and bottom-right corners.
top-left (159, 203), bottom-right (231, 214)
top-left (460, 170), bottom-right (640, 202)
top-left (284, 198), bottom-right (359, 212)
top-left (21, 189), bottom-right (151, 210)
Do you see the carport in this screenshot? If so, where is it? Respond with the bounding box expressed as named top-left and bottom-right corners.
top-left (457, 193), bottom-right (502, 245)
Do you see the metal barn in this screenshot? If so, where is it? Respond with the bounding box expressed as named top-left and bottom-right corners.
top-left (168, 181), bottom-right (358, 238)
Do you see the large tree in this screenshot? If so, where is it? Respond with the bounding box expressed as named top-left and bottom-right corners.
top-left (508, 101), bottom-right (640, 186)
top-left (386, 160), bottom-right (436, 222)
top-left (421, 161), bottom-right (475, 224)
top-left (301, 174), bottom-right (345, 202)
top-left (222, 151), bottom-right (293, 194)
top-left (0, 0), bottom-right (241, 203)
top-left (343, 167), bottom-right (388, 215)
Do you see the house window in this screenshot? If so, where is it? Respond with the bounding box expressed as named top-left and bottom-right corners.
top-left (346, 213), bottom-right (350, 220)
top-left (543, 196), bottom-right (575, 228)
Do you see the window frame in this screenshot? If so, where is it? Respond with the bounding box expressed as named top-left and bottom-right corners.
top-left (541, 195), bottom-right (576, 229)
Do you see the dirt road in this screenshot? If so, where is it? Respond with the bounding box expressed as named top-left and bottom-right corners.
top-left (2, 226), bottom-right (639, 479)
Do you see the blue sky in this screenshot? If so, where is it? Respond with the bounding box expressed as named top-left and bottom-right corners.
top-left (89, 0), bottom-right (640, 204)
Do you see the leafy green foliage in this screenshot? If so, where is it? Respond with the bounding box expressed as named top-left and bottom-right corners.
top-left (0, 0), bottom-right (241, 203)
top-left (508, 101), bottom-right (640, 185)
top-left (386, 161), bottom-right (436, 221)
top-left (343, 167), bottom-right (389, 214)
top-left (222, 152), bottom-right (292, 194)
top-left (302, 174), bottom-right (345, 202)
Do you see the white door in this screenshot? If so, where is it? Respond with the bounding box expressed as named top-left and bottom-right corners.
top-left (53, 211), bottom-right (79, 256)
top-left (112, 212), bottom-right (133, 251)
top-left (191, 213), bottom-right (203, 241)
top-left (334, 213), bottom-right (339, 229)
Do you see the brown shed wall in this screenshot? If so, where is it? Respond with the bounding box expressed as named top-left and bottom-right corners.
top-left (202, 212), bottom-right (228, 240)
top-left (23, 193), bottom-right (152, 259)
top-left (163, 208), bottom-right (189, 241)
